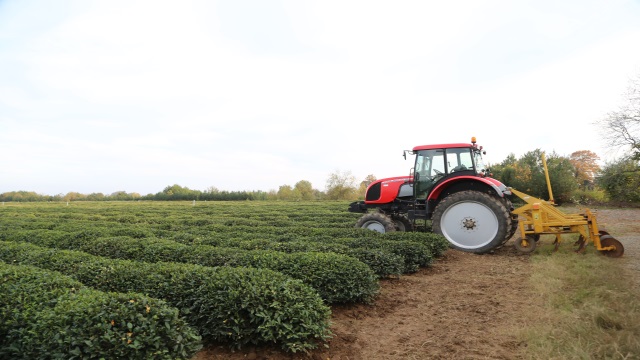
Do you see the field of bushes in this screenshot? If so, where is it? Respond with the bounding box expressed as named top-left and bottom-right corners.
top-left (0, 200), bottom-right (449, 358)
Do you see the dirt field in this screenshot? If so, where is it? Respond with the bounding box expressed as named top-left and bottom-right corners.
top-left (196, 207), bottom-right (639, 360)
top-left (597, 209), bottom-right (640, 288)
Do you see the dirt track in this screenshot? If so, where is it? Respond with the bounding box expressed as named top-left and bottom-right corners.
top-left (196, 208), bottom-right (639, 360)
top-left (197, 247), bottom-right (533, 360)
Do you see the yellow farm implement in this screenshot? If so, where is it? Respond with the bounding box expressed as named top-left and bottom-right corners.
top-left (509, 154), bottom-right (624, 257)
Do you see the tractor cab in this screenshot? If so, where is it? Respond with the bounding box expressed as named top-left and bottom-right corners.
top-left (411, 139), bottom-right (486, 199)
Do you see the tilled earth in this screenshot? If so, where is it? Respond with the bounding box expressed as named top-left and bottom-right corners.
top-left (196, 207), bottom-right (639, 360)
top-left (197, 247), bottom-right (533, 360)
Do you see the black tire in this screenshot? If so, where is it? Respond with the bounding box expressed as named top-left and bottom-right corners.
top-left (514, 235), bottom-right (537, 254)
top-left (355, 213), bottom-right (397, 233)
top-left (503, 198), bottom-right (519, 243)
top-left (432, 190), bottom-right (510, 254)
top-left (391, 215), bottom-right (413, 232)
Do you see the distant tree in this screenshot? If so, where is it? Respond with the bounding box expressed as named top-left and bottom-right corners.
top-left (294, 180), bottom-right (315, 200)
top-left (86, 192), bottom-right (106, 201)
top-left (569, 150), bottom-right (601, 189)
top-left (0, 191), bottom-right (44, 202)
top-left (204, 186), bottom-right (220, 194)
top-left (545, 154), bottom-right (579, 203)
top-left (600, 74), bottom-right (640, 160)
top-left (597, 157), bottom-right (640, 203)
top-left (63, 192), bottom-right (86, 201)
top-left (490, 153), bottom-right (517, 188)
top-left (109, 191), bottom-right (131, 201)
top-left (313, 189), bottom-right (326, 200)
top-left (501, 149), bottom-right (544, 194)
top-left (266, 189), bottom-right (278, 200)
top-left (159, 184), bottom-right (199, 200)
top-left (325, 170), bottom-right (358, 200)
top-left (493, 150), bottom-right (577, 203)
top-left (277, 185), bottom-right (294, 200)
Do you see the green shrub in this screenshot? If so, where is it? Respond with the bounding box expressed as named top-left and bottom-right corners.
top-left (4, 232), bottom-right (380, 304)
top-left (0, 261), bottom-right (201, 359)
top-left (569, 189), bottom-right (609, 205)
top-left (188, 231), bottom-right (444, 275)
top-left (331, 238), bottom-right (432, 273)
top-left (203, 238), bottom-right (404, 278)
top-left (381, 232), bottom-right (451, 257)
top-left (0, 242), bottom-right (331, 352)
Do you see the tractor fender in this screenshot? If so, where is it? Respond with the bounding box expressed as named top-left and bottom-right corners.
top-left (428, 176), bottom-right (510, 201)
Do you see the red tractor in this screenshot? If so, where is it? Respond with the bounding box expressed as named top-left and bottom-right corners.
top-left (348, 137), bottom-right (518, 253)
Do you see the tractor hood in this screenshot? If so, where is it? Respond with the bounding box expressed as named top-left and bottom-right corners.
top-left (364, 176), bottom-right (413, 204)
top-left (364, 174), bottom-right (510, 205)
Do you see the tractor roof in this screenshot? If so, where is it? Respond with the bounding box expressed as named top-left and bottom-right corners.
top-left (412, 143), bottom-right (473, 151)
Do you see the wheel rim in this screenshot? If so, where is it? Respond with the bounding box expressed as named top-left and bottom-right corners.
top-left (361, 220), bottom-right (387, 233)
top-left (440, 200), bottom-right (499, 249)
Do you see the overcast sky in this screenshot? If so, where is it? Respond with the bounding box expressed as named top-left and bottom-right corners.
top-left (1, 0), bottom-right (640, 196)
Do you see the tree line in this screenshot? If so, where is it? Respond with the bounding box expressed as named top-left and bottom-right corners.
top-left (1, 151), bottom-right (638, 204)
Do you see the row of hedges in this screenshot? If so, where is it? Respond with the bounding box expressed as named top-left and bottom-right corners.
top-left (376, 232), bottom-right (451, 258)
top-left (0, 202), bottom-right (360, 230)
top-left (0, 241), bottom-right (331, 352)
top-left (2, 230), bottom-right (380, 303)
top-left (1, 228), bottom-right (403, 278)
top-left (194, 236), bottom-right (437, 273)
top-left (0, 261), bottom-right (202, 359)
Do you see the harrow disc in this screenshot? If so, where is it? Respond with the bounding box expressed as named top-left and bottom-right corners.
top-left (599, 235), bottom-right (624, 258)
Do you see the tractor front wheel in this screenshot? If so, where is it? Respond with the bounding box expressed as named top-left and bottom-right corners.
top-left (432, 191), bottom-right (510, 254)
top-left (355, 213), bottom-right (396, 233)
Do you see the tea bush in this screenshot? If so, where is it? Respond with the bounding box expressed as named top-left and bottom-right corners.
top-left (1, 232), bottom-right (380, 304)
top-left (0, 261), bottom-right (202, 359)
top-left (0, 242), bottom-right (331, 352)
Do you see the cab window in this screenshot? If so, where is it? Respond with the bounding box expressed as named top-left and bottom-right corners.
top-left (446, 148), bottom-right (473, 174)
top-left (414, 149), bottom-right (445, 198)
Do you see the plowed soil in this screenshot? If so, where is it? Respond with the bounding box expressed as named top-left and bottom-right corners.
top-left (196, 247), bottom-right (533, 360)
top-left (195, 208), bottom-right (639, 360)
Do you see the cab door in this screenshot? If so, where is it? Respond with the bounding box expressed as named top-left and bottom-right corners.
top-left (414, 149), bottom-right (446, 199)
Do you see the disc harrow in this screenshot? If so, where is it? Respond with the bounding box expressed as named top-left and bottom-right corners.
top-left (509, 153), bottom-right (623, 257)
top-left (510, 188), bottom-right (623, 257)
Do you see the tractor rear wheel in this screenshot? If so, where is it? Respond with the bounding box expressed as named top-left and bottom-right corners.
top-left (503, 198), bottom-right (519, 242)
top-left (432, 190), bottom-right (510, 254)
top-left (355, 213), bottom-right (396, 233)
